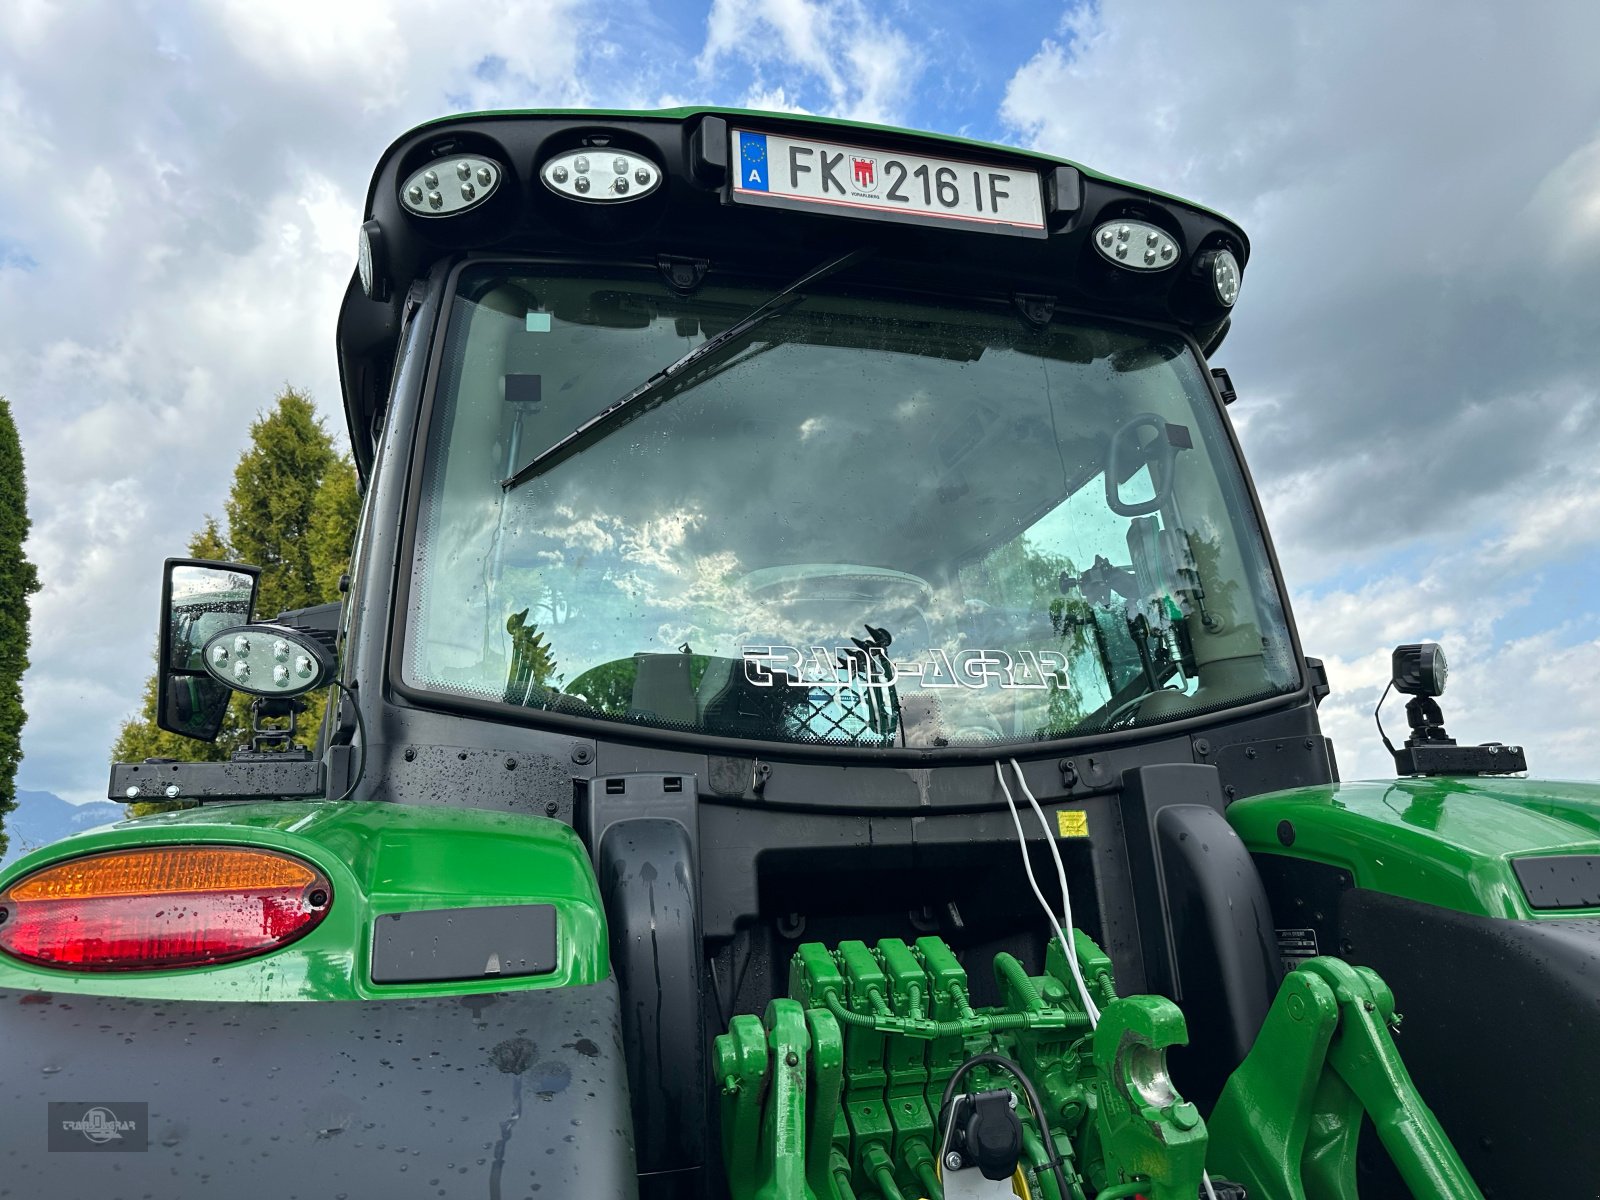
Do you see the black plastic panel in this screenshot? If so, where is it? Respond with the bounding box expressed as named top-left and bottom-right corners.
top-left (582, 774), bottom-right (707, 1197)
top-left (1338, 891), bottom-right (1600, 1199)
top-left (1119, 763), bottom-right (1281, 1107)
top-left (1512, 854), bottom-right (1600, 910)
top-left (370, 903), bottom-right (556, 983)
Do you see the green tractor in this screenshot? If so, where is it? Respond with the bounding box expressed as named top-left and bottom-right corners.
top-left (1, 108), bottom-right (1584, 1200)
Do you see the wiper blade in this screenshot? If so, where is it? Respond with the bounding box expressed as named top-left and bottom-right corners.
top-left (501, 246), bottom-right (872, 491)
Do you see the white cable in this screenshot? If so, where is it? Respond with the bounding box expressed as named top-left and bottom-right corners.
top-left (995, 761), bottom-right (1100, 1026)
top-left (1008, 758), bottom-right (1101, 1025)
top-left (1203, 1171), bottom-right (1219, 1200)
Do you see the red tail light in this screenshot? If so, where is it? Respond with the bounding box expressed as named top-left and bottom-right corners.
top-left (0, 846), bottom-right (331, 971)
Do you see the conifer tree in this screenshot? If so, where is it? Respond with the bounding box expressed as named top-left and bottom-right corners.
top-left (114, 389), bottom-right (358, 809)
top-left (0, 398), bottom-right (41, 858)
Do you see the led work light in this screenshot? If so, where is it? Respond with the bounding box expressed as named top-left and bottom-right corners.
top-left (200, 624), bottom-right (336, 699)
top-left (400, 155), bottom-right (502, 217)
top-left (542, 149), bottom-right (661, 203)
top-left (1091, 219), bottom-right (1180, 271)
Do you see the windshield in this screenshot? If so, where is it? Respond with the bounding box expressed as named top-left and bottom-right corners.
top-left (403, 265), bottom-right (1298, 750)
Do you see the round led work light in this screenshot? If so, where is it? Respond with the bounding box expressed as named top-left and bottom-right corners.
top-left (1195, 248), bottom-right (1242, 307)
top-left (200, 623), bottom-right (336, 699)
top-left (357, 218), bottom-right (386, 300)
top-left (1092, 219), bottom-right (1180, 271)
top-left (399, 155), bottom-right (502, 217)
top-left (541, 149), bottom-right (661, 203)
top-left (1392, 643), bottom-right (1448, 697)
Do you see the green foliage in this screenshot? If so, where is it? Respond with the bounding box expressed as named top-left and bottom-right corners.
top-left (226, 388), bottom-right (338, 619)
top-left (114, 389), bottom-right (360, 813)
top-left (307, 455), bottom-right (360, 602)
top-left (0, 398), bottom-right (42, 858)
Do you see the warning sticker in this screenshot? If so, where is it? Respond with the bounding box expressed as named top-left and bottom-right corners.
top-left (1276, 927), bottom-right (1319, 973)
top-left (1056, 810), bottom-right (1089, 838)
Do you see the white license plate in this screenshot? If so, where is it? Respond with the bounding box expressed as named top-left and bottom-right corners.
top-left (729, 128), bottom-right (1046, 238)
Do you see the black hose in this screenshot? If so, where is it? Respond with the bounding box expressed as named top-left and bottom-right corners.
top-left (939, 1051), bottom-right (1072, 1200)
top-left (330, 679), bottom-right (367, 804)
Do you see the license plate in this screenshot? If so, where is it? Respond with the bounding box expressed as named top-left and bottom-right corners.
top-left (729, 128), bottom-right (1046, 238)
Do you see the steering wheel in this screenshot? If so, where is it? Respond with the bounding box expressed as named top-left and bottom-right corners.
top-left (1105, 411), bottom-right (1178, 517)
top-left (738, 563), bottom-right (938, 609)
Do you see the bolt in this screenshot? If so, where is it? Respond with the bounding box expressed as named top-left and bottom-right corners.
top-left (124, 786), bottom-right (140, 799)
top-left (944, 1151), bottom-right (964, 1172)
top-left (1277, 820), bottom-right (1295, 847)
top-left (1224, 785), bottom-right (1237, 800)
top-left (504, 757), bottom-right (517, 771)
top-left (403, 748), bottom-right (416, 762)
top-left (1193, 738), bottom-right (1211, 756)
top-left (544, 801), bottom-right (559, 816)
top-left (784, 1051), bottom-right (799, 1067)
top-left (308, 889), bottom-right (329, 909)
top-left (164, 784), bottom-right (181, 799)
top-left (1244, 746), bottom-right (1257, 759)
top-left (1305, 738), bottom-right (1316, 750)
top-left (571, 745), bottom-right (593, 765)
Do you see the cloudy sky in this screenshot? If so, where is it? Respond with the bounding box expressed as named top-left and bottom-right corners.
top-left (4, 0), bottom-right (1599, 803)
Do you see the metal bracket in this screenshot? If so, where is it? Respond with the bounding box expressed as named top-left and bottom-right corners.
top-left (1012, 292), bottom-right (1056, 330)
top-left (659, 254), bottom-right (710, 295)
top-left (111, 756), bottom-right (324, 803)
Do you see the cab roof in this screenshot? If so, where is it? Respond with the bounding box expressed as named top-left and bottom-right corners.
top-left (338, 106), bottom-right (1249, 477)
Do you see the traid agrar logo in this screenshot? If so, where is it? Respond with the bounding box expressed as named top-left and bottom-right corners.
top-left (66, 1106), bottom-right (134, 1143)
top-left (48, 1101), bottom-right (148, 1152)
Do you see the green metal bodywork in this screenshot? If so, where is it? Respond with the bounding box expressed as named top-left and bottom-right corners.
top-left (1227, 776), bottom-right (1600, 918)
top-left (0, 801), bottom-right (608, 1001)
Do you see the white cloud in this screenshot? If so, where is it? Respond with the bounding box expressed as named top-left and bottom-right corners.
top-left (698, 0), bottom-right (923, 124)
top-left (1002, 0), bottom-right (1600, 582)
top-left (0, 1), bottom-right (610, 802)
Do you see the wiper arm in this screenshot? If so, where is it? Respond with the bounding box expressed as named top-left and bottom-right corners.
top-left (501, 246), bottom-right (872, 491)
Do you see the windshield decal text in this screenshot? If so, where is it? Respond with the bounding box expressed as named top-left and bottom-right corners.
top-left (742, 646), bottom-right (1070, 691)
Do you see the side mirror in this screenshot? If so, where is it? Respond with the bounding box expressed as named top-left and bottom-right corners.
top-left (156, 559), bottom-right (261, 741)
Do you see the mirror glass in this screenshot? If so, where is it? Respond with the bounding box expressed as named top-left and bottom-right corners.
top-left (166, 565), bottom-right (257, 670)
top-left (160, 671), bottom-right (235, 739)
top-left (155, 560), bottom-right (260, 743)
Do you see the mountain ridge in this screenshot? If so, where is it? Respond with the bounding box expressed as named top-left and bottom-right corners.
top-left (2, 789), bottom-right (126, 869)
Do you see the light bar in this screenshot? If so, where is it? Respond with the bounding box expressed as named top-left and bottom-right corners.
top-left (1092, 219), bottom-right (1180, 271)
top-left (400, 155), bottom-right (502, 217)
top-left (542, 149), bottom-right (661, 204)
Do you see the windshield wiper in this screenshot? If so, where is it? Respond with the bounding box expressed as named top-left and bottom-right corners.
top-left (501, 246), bottom-right (872, 491)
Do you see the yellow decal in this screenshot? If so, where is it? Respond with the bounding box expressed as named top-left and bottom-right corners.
top-left (1056, 810), bottom-right (1089, 838)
